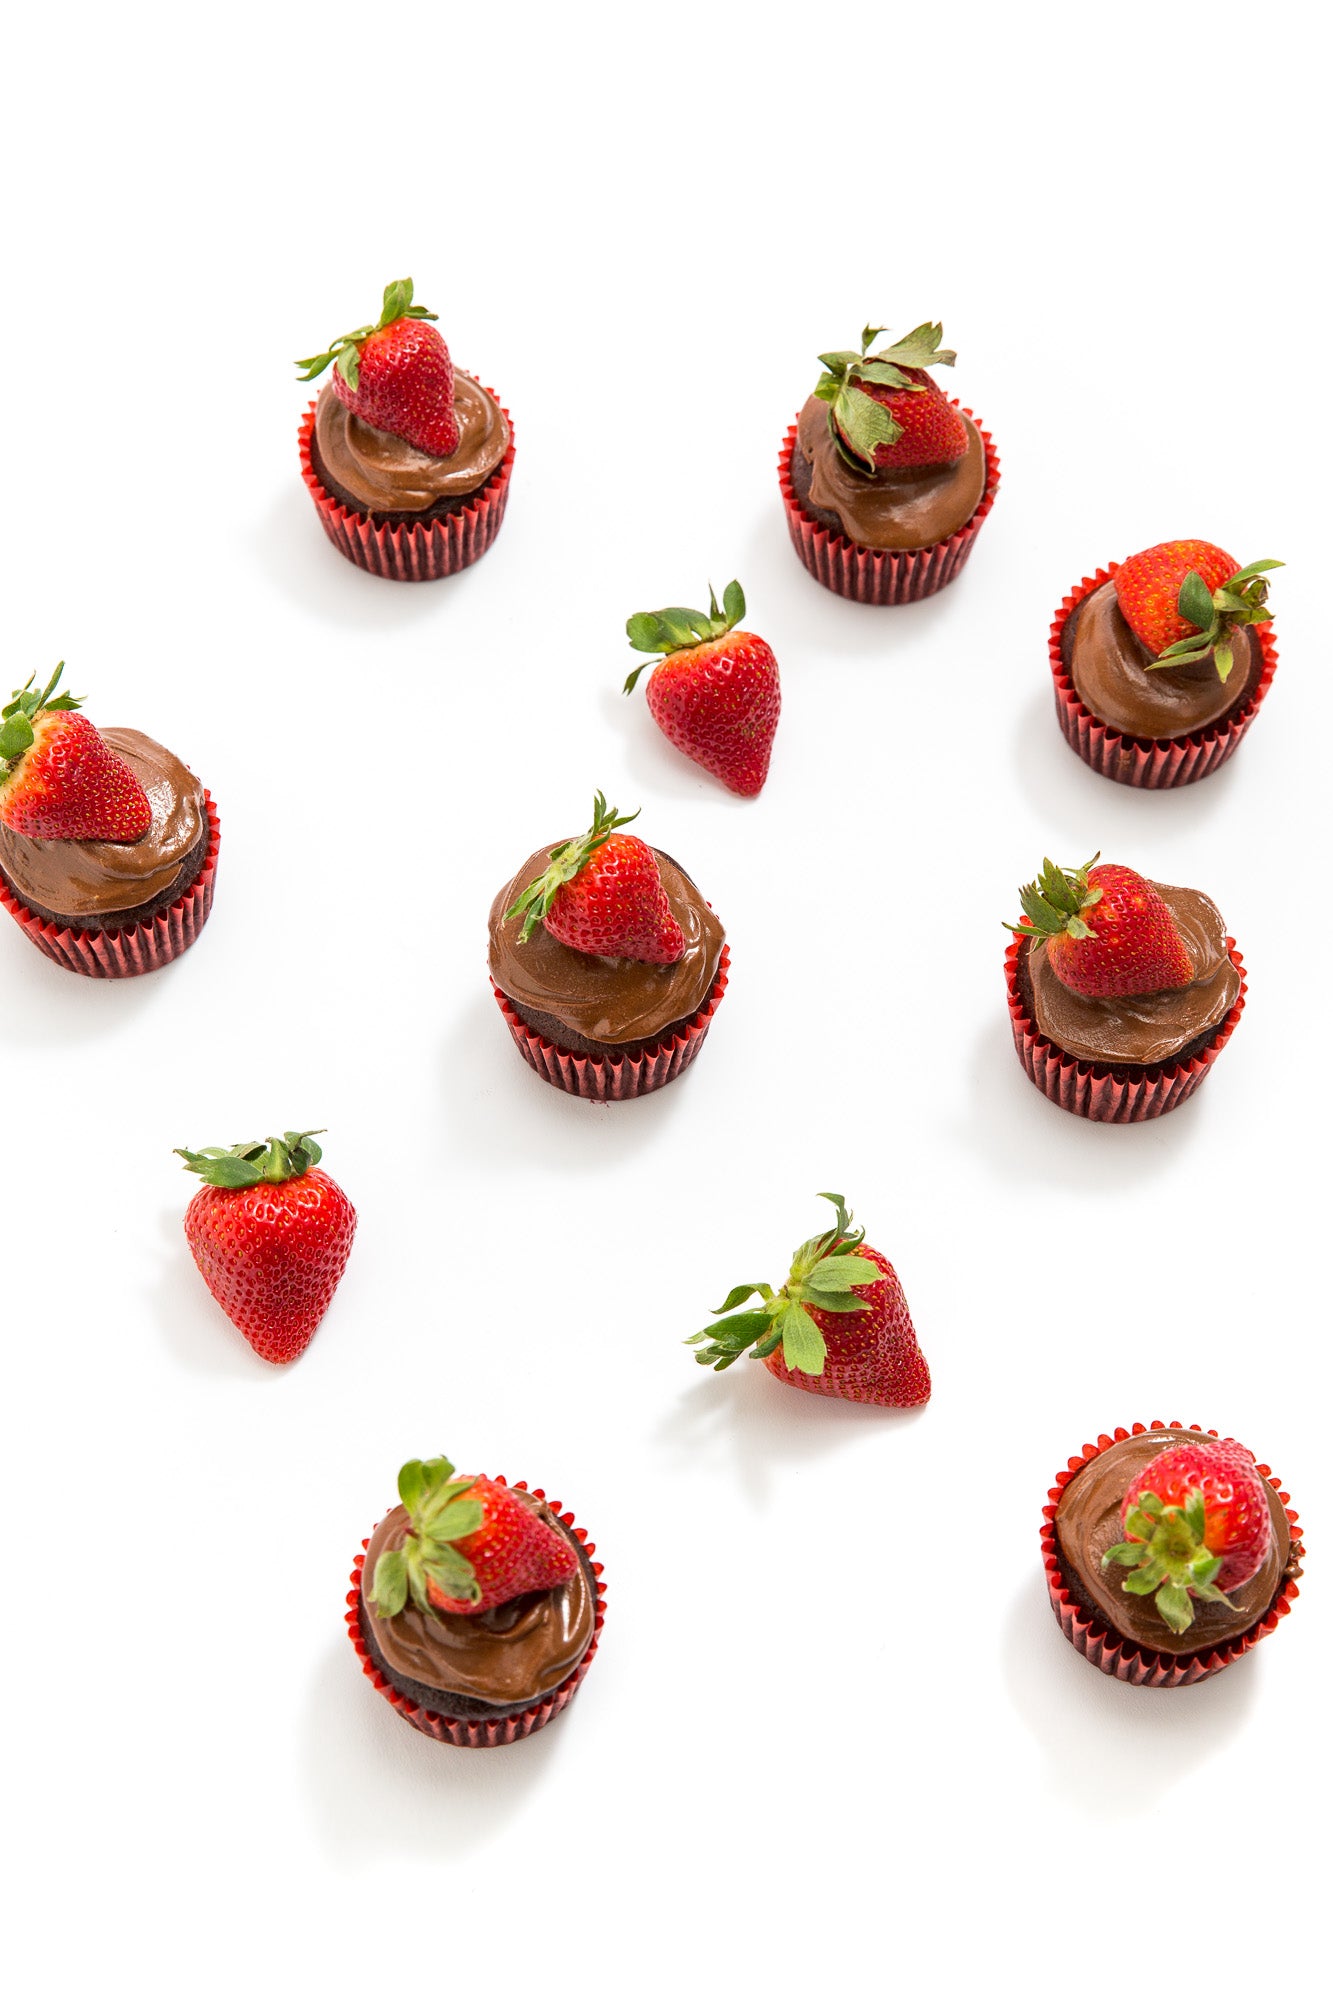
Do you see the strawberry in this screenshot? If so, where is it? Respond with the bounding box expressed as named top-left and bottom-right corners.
top-left (687, 1193), bottom-right (930, 1408)
top-left (1113, 540), bottom-right (1282, 684)
top-left (296, 277), bottom-right (460, 456)
top-left (812, 322), bottom-right (967, 472)
top-left (367, 1454), bottom-right (578, 1618)
top-left (1102, 1437), bottom-right (1273, 1635)
top-left (0, 664), bottom-right (150, 842)
top-left (176, 1130), bottom-right (357, 1364)
top-left (505, 792), bottom-right (685, 964)
top-left (1008, 854), bottom-right (1193, 999)
top-left (623, 581), bottom-right (780, 797)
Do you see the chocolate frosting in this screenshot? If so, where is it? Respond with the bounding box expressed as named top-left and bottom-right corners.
top-left (314, 375), bottom-right (509, 513)
top-left (1055, 1429), bottom-right (1292, 1656)
top-left (796, 397), bottom-right (986, 550)
top-left (1028, 882), bottom-right (1239, 1065)
top-left (362, 1491), bottom-right (594, 1709)
top-left (489, 845), bottom-right (725, 1045)
top-left (0, 728), bottom-right (206, 919)
top-left (1068, 580), bottom-right (1259, 739)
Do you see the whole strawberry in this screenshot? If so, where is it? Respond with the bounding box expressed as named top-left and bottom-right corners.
top-left (0, 664), bottom-right (150, 842)
top-left (1114, 541), bottom-right (1281, 683)
top-left (1008, 854), bottom-right (1193, 998)
top-left (812, 322), bottom-right (966, 472)
top-left (505, 792), bottom-right (685, 964)
top-left (1102, 1437), bottom-right (1273, 1635)
top-left (687, 1193), bottom-right (930, 1408)
top-left (624, 581), bottom-right (780, 797)
top-left (176, 1130), bottom-right (357, 1363)
top-left (296, 278), bottom-right (460, 456)
top-left (367, 1454), bottom-right (579, 1619)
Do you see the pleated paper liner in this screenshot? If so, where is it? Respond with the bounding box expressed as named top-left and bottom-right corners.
top-left (1004, 935), bottom-right (1245, 1123)
top-left (1042, 1424), bottom-right (1302, 1688)
top-left (298, 391), bottom-right (515, 582)
top-left (492, 945), bottom-right (730, 1102)
top-left (0, 793), bottom-right (220, 979)
top-left (777, 403), bottom-right (1000, 605)
top-left (347, 1481), bottom-right (606, 1748)
top-left (1050, 563), bottom-right (1280, 788)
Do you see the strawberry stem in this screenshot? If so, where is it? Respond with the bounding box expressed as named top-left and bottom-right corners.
top-left (1146, 558), bottom-right (1283, 683)
top-left (503, 792), bottom-right (641, 943)
top-left (1101, 1486), bottom-right (1236, 1635)
top-left (624, 582), bottom-right (746, 692)
top-left (686, 1193), bottom-right (882, 1375)
top-left (175, 1131), bottom-right (326, 1189)
top-left (1004, 854), bottom-right (1103, 946)
top-left (295, 277), bottom-right (440, 389)
top-left (0, 663), bottom-right (81, 765)
top-left (367, 1456), bottom-right (484, 1620)
top-left (811, 322), bottom-right (956, 472)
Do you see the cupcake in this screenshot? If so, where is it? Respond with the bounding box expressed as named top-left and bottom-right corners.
top-left (1051, 540), bottom-right (1281, 787)
top-left (1043, 1424), bottom-right (1302, 1687)
top-left (779, 321), bottom-right (999, 604)
top-left (0, 664), bottom-right (219, 978)
top-left (489, 792), bottom-right (728, 1101)
top-left (348, 1453), bottom-right (605, 1747)
top-left (688, 1193), bottom-right (930, 1408)
top-left (1005, 853), bottom-right (1244, 1122)
top-left (297, 277), bottom-right (513, 583)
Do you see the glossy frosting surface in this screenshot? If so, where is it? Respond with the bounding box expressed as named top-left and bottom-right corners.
top-left (0, 728), bottom-right (205, 918)
top-left (314, 374), bottom-right (509, 512)
top-left (796, 397), bottom-right (986, 550)
top-left (1028, 882), bottom-right (1239, 1065)
top-left (362, 1491), bottom-right (594, 1708)
top-left (1055, 1428), bottom-right (1290, 1656)
top-left (1068, 579), bottom-right (1259, 739)
top-left (489, 845), bottom-right (725, 1044)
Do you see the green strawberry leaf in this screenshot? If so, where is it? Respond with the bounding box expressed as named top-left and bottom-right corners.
top-left (424, 1497), bottom-right (484, 1541)
top-left (398, 1460), bottom-right (429, 1513)
top-left (777, 1301), bottom-right (826, 1375)
top-left (0, 714), bottom-right (34, 760)
top-left (626, 613), bottom-right (666, 653)
top-left (805, 1254), bottom-right (878, 1294)
top-left (1214, 641), bottom-right (1235, 683)
top-left (1177, 570), bottom-right (1215, 631)
top-left (1154, 1582), bottom-right (1194, 1633)
top-left (803, 1290), bottom-right (869, 1314)
top-left (369, 1548), bottom-right (409, 1619)
top-left (722, 579), bottom-right (745, 626)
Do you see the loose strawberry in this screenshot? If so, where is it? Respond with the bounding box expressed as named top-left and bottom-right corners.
top-left (1102, 1437), bottom-right (1273, 1635)
top-left (296, 277), bottom-right (460, 456)
top-left (1007, 854), bottom-right (1193, 998)
top-left (624, 581), bottom-right (780, 798)
top-left (176, 1130), bottom-right (357, 1364)
top-left (1113, 541), bottom-right (1282, 683)
top-left (367, 1454), bottom-right (578, 1618)
top-left (687, 1193), bottom-right (930, 1408)
top-left (505, 792), bottom-right (685, 964)
top-left (0, 664), bottom-right (151, 842)
top-left (812, 322), bottom-right (966, 472)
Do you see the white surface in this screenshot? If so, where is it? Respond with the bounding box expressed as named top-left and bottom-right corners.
top-left (3, 4), bottom-right (1328, 1994)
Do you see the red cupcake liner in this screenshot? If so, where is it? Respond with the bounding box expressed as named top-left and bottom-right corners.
top-left (1004, 935), bottom-right (1245, 1123)
top-left (347, 1479), bottom-right (606, 1747)
top-left (777, 403), bottom-right (1000, 605)
top-left (298, 392), bottom-right (515, 582)
top-left (0, 793), bottom-right (220, 979)
top-left (1050, 564), bottom-right (1279, 788)
top-left (491, 945), bottom-right (730, 1102)
top-left (1042, 1422), bottom-right (1302, 1688)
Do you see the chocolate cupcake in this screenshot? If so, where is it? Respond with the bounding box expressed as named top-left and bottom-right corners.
top-left (348, 1455), bottom-right (604, 1748)
top-left (297, 278), bottom-right (513, 582)
top-left (1004, 854), bottom-right (1244, 1122)
top-left (779, 321), bottom-right (999, 604)
top-left (0, 666), bottom-right (218, 978)
top-left (489, 793), bottom-right (728, 1101)
top-left (1043, 1425), bottom-right (1302, 1687)
top-left (1052, 542), bottom-right (1281, 787)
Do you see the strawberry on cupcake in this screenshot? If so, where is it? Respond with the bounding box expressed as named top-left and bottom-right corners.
top-left (1051, 539), bottom-right (1281, 786)
top-left (0, 664), bottom-right (219, 978)
top-left (780, 321), bottom-right (999, 604)
top-left (1004, 853), bottom-right (1245, 1122)
top-left (297, 277), bottom-right (514, 582)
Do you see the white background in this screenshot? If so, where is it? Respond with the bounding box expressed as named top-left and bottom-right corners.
top-left (4, 4), bottom-right (1328, 1994)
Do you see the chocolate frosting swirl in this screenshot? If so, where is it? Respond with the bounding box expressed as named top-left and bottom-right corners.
top-left (1067, 580), bottom-right (1260, 739)
top-left (796, 397), bottom-right (986, 549)
top-left (1055, 1428), bottom-right (1292, 1656)
top-left (362, 1491), bottom-right (594, 1708)
top-left (314, 375), bottom-right (509, 513)
top-left (1027, 882), bottom-right (1239, 1065)
top-left (489, 845), bottom-right (725, 1045)
top-left (0, 728), bottom-right (205, 919)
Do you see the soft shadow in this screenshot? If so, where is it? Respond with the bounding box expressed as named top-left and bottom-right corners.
top-left (0, 930), bottom-right (181, 1046)
top-left (656, 1368), bottom-right (928, 1506)
top-left (248, 488), bottom-right (470, 631)
top-left (1011, 685), bottom-right (1246, 829)
top-left (302, 1639), bottom-right (568, 1861)
top-left (150, 1203), bottom-right (280, 1380)
top-left (1002, 1572), bottom-right (1257, 1814)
